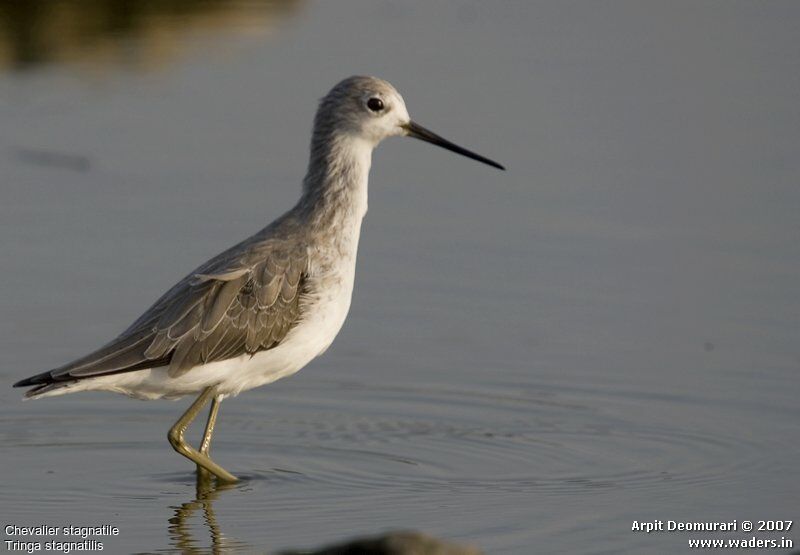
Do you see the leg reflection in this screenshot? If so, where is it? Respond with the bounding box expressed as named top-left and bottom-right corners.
top-left (168, 473), bottom-right (246, 554)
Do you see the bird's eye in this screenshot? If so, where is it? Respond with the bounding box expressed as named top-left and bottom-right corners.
top-left (367, 97), bottom-right (384, 112)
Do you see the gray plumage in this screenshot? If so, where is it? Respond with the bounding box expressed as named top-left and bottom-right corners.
top-left (14, 75), bottom-right (503, 400)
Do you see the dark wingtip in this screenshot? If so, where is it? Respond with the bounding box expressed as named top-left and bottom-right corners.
top-left (13, 372), bottom-right (53, 388)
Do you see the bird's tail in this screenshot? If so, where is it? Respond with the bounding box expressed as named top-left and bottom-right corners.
top-left (13, 373), bottom-right (76, 399)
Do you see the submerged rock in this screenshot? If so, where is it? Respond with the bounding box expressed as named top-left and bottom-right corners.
top-left (279, 530), bottom-right (482, 555)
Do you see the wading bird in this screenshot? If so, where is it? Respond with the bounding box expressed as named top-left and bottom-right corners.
top-left (14, 76), bottom-right (504, 482)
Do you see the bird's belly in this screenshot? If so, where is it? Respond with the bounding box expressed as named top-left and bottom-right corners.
top-left (218, 275), bottom-right (355, 395)
top-left (155, 270), bottom-right (356, 398)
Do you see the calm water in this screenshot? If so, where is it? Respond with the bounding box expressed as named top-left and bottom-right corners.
top-left (1, 2), bottom-right (799, 553)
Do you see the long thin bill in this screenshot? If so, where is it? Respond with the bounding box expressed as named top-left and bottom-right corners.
top-left (403, 121), bottom-right (505, 170)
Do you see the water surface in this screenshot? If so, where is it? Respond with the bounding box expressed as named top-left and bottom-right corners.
top-left (1, 2), bottom-right (798, 553)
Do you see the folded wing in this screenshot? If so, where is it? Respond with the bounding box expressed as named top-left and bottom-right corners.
top-left (14, 243), bottom-right (308, 392)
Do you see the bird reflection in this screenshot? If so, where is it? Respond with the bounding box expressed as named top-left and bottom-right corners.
top-left (167, 472), bottom-right (247, 554)
top-left (167, 473), bottom-right (483, 554)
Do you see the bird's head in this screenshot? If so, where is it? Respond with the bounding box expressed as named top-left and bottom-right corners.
top-left (314, 75), bottom-right (504, 170)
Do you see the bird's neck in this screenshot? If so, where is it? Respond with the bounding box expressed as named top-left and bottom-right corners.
top-left (298, 131), bottom-right (372, 236)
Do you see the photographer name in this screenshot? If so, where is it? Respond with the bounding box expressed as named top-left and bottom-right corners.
top-left (632, 520), bottom-right (738, 533)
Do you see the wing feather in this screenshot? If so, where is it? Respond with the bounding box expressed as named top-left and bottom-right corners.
top-left (15, 240), bottom-right (309, 390)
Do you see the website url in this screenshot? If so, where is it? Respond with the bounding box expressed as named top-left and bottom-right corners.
top-left (689, 536), bottom-right (793, 549)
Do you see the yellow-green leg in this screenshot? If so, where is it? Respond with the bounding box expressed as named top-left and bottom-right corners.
top-left (168, 387), bottom-right (238, 483)
top-left (199, 395), bottom-right (220, 455)
top-left (196, 394), bottom-right (222, 484)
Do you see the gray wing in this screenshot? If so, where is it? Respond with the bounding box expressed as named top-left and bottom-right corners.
top-left (15, 240), bottom-right (308, 390)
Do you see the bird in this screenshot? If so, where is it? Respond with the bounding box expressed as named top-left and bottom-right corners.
top-left (13, 76), bottom-right (504, 483)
